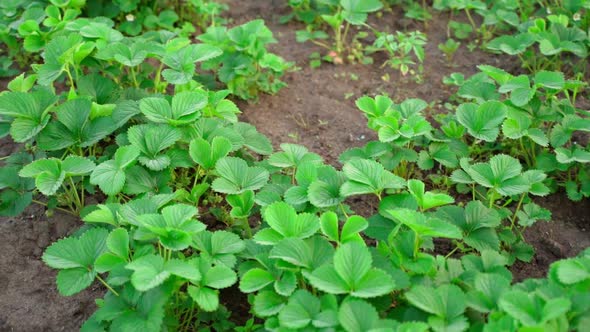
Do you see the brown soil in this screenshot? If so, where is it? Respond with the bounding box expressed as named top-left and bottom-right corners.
top-left (0, 0), bottom-right (589, 330)
top-left (0, 203), bottom-right (103, 332)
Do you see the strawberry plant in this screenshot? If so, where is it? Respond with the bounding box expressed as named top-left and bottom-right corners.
top-left (198, 20), bottom-right (295, 100)
top-left (488, 14), bottom-right (590, 72)
top-left (367, 30), bottom-right (427, 78)
top-left (438, 38), bottom-right (461, 63)
top-left (295, 0), bottom-right (383, 64)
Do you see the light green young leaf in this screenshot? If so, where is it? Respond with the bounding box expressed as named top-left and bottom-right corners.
top-left (192, 230), bottom-right (245, 268)
top-left (140, 91), bottom-right (207, 125)
top-left (126, 254), bottom-right (171, 292)
top-left (338, 299), bottom-right (380, 332)
top-left (407, 179), bottom-right (454, 211)
top-left (270, 236), bottom-right (335, 270)
top-left (456, 101), bottom-right (506, 142)
top-left (341, 158), bottom-right (405, 197)
top-left (320, 211), bottom-right (339, 243)
top-left (212, 157), bottom-right (269, 194)
top-left (42, 228), bottom-right (109, 295)
top-left (239, 268), bottom-right (275, 293)
top-left (0, 90), bottom-right (56, 142)
top-left (389, 209), bottom-right (462, 239)
top-left (254, 201), bottom-right (320, 244)
top-left (188, 285), bottom-right (219, 312)
top-left (406, 284), bottom-right (466, 320)
top-left (278, 290), bottom-right (320, 329)
top-left (464, 154), bottom-right (530, 196)
top-left (268, 143), bottom-right (322, 168)
top-left (253, 291), bottom-right (286, 317)
top-left (19, 158), bottom-right (65, 196)
top-left (62, 156), bottom-right (96, 176)
top-left (306, 242), bottom-right (395, 298)
top-left (128, 124), bottom-right (181, 171)
top-left (137, 204), bottom-right (205, 251)
top-left (189, 136), bottom-right (232, 169)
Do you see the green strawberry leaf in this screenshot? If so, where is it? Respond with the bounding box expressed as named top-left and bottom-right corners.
top-left (212, 157), bottom-right (269, 194)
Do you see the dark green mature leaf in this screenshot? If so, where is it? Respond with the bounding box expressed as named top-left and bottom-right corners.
top-left (34, 34), bottom-right (85, 85)
top-left (126, 254), bottom-right (171, 291)
top-left (187, 257), bottom-right (237, 311)
top-left (126, 254), bottom-right (201, 292)
top-left (93, 285), bottom-right (168, 332)
top-left (487, 33), bottom-right (535, 55)
top-left (193, 230), bottom-right (245, 268)
top-left (38, 98), bottom-right (120, 151)
top-left (109, 41), bottom-right (149, 67)
top-left (270, 236), bottom-right (334, 270)
top-left (534, 71), bottom-right (565, 90)
top-left (328, 241), bottom-right (371, 282)
top-left (62, 156), bottom-right (96, 175)
top-left (436, 201), bottom-right (501, 251)
top-left (498, 75), bottom-right (534, 107)
top-left (239, 268), bottom-right (275, 293)
top-left (234, 122), bottom-right (273, 155)
top-left (188, 286), bottom-right (219, 312)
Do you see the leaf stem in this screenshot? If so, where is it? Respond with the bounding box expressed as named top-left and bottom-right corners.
top-left (96, 274), bottom-right (119, 296)
top-left (31, 199), bottom-right (76, 215)
top-left (241, 218), bottom-right (253, 238)
top-left (130, 66), bottom-right (139, 88)
top-left (510, 193), bottom-right (526, 230)
top-left (68, 177), bottom-right (82, 213)
top-left (464, 9), bottom-right (477, 31)
top-left (339, 203), bottom-right (349, 219)
top-left (445, 246), bottom-right (459, 259)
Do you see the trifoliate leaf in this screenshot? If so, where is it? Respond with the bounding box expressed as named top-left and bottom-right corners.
top-left (212, 157), bottom-right (269, 194)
